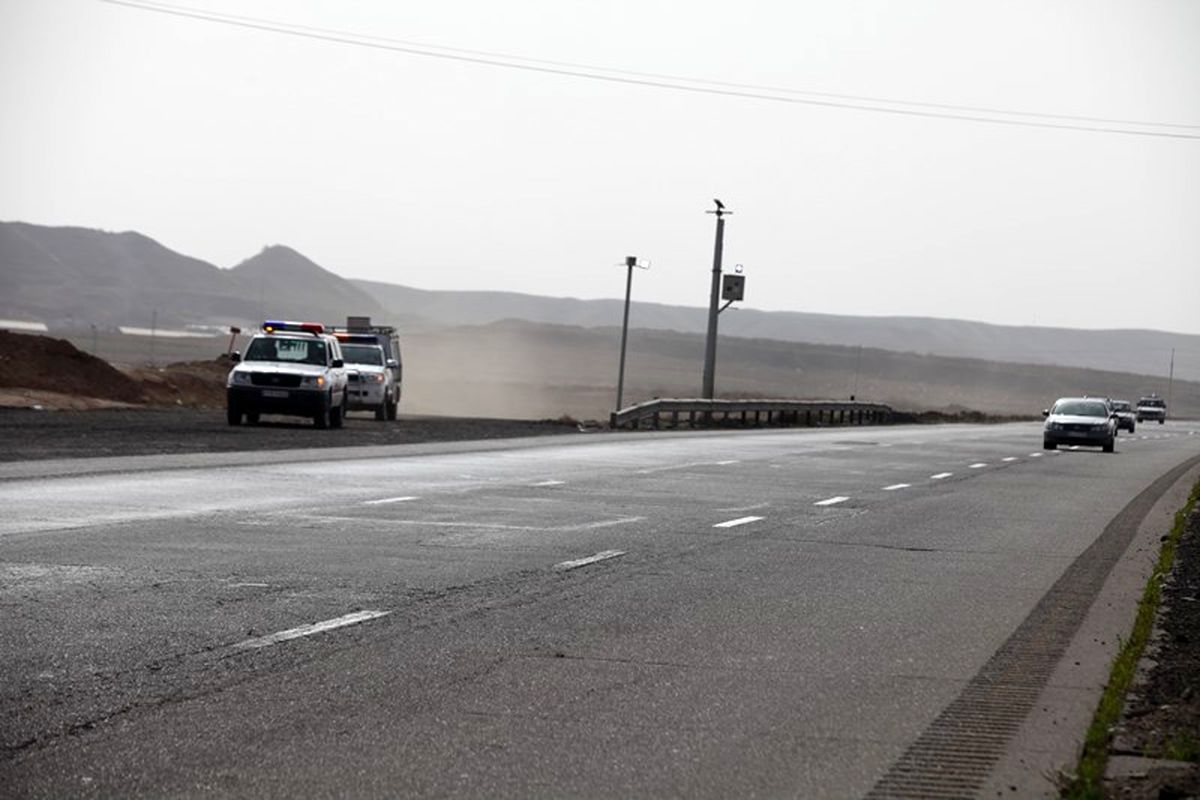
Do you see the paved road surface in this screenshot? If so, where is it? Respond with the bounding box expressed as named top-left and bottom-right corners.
top-left (2, 422), bottom-right (1199, 798)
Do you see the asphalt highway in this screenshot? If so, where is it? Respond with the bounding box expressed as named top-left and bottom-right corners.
top-left (2, 421), bottom-right (1199, 798)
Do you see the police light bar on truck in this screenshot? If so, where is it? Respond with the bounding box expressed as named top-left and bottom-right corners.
top-left (262, 320), bottom-right (325, 335)
top-left (332, 332), bottom-right (382, 344)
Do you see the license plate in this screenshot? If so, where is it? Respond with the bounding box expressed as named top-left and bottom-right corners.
top-left (262, 389), bottom-right (288, 398)
top-left (1066, 430), bottom-right (1088, 437)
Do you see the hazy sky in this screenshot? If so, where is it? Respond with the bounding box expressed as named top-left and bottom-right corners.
top-left (2, 0), bottom-right (1199, 333)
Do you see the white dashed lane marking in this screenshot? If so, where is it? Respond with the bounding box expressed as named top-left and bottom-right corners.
top-left (231, 610), bottom-right (390, 651)
top-left (363, 496), bottom-right (417, 506)
top-left (930, 472), bottom-right (953, 480)
top-left (636, 460), bottom-right (739, 474)
top-left (531, 480), bottom-right (565, 487)
top-left (969, 463), bottom-right (988, 469)
top-left (554, 550), bottom-right (626, 571)
top-left (227, 582), bottom-right (269, 589)
top-left (882, 484), bottom-right (910, 491)
top-left (1002, 457), bottom-right (1018, 462)
top-left (814, 496), bottom-right (850, 507)
top-left (713, 516), bottom-right (764, 529)
top-left (1029, 453), bottom-right (1042, 458)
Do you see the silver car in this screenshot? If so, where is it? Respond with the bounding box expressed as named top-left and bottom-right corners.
top-left (1042, 397), bottom-right (1117, 453)
top-left (340, 342), bottom-right (397, 421)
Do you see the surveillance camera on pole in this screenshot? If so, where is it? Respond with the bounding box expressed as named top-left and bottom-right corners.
top-left (702, 200), bottom-right (744, 399)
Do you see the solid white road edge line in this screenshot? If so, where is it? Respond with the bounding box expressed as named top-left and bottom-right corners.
top-left (814, 496), bottom-right (849, 506)
top-left (554, 549), bottom-right (627, 571)
top-left (363, 496), bottom-right (417, 505)
top-left (930, 472), bottom-right (953, 480)
top-left (232, 610), bottom-right (391, 651)
top-left (713, 516), bottom-right (764, 528)
top-left (531, 480), bottom-right (566, 486)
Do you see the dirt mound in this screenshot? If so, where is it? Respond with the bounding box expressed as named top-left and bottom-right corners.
top-left (124, 358), bottom-right (229, 408)
top-left (0, 330), bottom-right (146, 403)
top-left (0, 331), bottom-right (229, 409)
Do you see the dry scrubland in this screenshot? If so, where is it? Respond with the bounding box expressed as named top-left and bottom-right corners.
top-left (7, 324), bottom-right (1192, 421)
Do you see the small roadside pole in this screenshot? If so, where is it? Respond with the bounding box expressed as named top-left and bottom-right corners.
top-left (226, 326), bottom-right (242, 357)
top-left (615, 255), bottom-right (649, 413)
top-left (149, 309), bottom-right (157, 366)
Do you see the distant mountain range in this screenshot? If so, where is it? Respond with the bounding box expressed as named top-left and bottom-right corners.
top-left (2, 220), bottom-right (1197, 382)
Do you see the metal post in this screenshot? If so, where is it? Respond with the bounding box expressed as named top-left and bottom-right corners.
top-left (615, 256), bottom-right (637, 412)
top-left (852, 344), bottom-right (862, 400)
top-left (702, 201), bottom-right (728, 398)
top-left (1167, 347), bottom-right (1175, 414)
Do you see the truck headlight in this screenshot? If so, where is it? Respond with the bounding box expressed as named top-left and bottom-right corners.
top-left (300, 375), bottom-right (326, 387)
top-left (231, 372), bottom-right (252, 386)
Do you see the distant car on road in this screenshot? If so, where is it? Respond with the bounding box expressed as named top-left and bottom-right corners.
top-left (1109, 399), bottom-right (1136, 433)
top-left (1043, 397), bottom-right (1117, 452)
top-left (1136, 394), bottom-right (1167, 425)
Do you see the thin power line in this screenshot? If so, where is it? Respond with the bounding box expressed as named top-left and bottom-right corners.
top-left (102, 0), bottom-right (1200, 141)
top-left (110, 0), bottom-right (1200, 133)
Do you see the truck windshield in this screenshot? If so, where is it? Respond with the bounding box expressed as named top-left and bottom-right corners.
top-left (244, 337), bottom-right (327, 365)
top-left (341, 344), bottom-right (383, 366)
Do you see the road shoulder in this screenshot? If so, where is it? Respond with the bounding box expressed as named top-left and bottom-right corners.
top-left (982, 460), bottom-right (1200, 797)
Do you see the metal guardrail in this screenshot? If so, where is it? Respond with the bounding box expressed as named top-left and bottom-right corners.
top-left (610, 398), bottom-right (893, 430)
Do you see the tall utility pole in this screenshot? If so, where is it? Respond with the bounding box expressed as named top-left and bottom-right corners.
top-left (615, 255), bottom-right (647, 412)
top-left (1167, 347), bottom-right (1175, 413)
top-left (701, 199), bottom-right (729, 399)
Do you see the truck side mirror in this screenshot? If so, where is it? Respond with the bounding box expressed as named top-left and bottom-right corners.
top-left (1042, 409), bottom-right (1049, 417)
top-left (230, 352), bottom-right (241, 363)
top-left (386, 359), bottom-right (398, 368)
top-left (332, 358), bottom-right (344, 368)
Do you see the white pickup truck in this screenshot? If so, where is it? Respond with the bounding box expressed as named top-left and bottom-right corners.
top-left (1135, 394), bottom-right (1167, 425)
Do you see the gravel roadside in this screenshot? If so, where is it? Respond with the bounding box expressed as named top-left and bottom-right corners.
top-left (0, 407), bottom-right (581, 462)
top-left (1105, 500), bottom-right (1200, 798)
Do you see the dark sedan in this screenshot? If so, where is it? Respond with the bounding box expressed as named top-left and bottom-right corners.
top-left (1109, 399), bottom-right (1136, 433)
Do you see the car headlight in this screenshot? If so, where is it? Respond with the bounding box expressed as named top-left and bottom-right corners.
top-left (231, 372), bottom-right (252, 385)
top-left (300, 375), bottom-right (326, 387)
top-left (373, 373), bottom-right (385, 383)
top-left (1047, 422), bottom-right (1062, 431)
